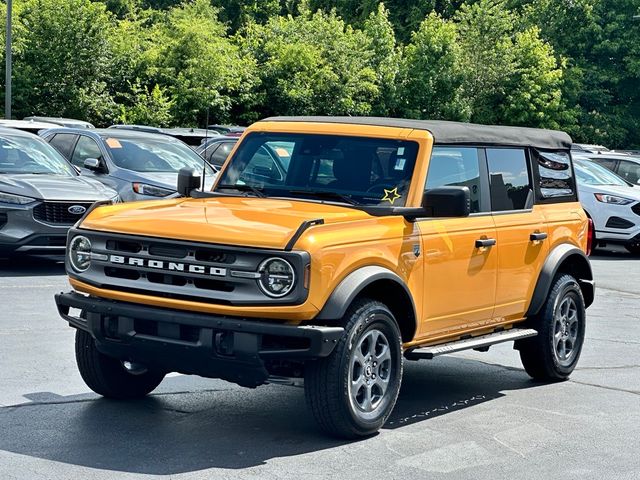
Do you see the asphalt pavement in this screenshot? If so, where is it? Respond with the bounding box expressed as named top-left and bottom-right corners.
top-left (0, 247), bottom-right (638, 480)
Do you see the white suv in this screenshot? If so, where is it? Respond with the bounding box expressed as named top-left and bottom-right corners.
top-left (573, 157), bottom-right (640, 254)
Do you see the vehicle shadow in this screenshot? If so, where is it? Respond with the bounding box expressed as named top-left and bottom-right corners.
top-left (590, 245), bottom-right (640, 260)
top-left (0, 256), bottom-right (65, 277)
top-left (0, 356), bottom-right (543, 475)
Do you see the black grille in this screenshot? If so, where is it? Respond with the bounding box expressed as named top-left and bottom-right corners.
top-left (0, 212), bottom-right (7, 229)
top-left (33, 202), bottom-right (93, 225)
top-left (605, 216), bottom-right (635, 229)
top-left (632, 202), bottom-right (640, 216)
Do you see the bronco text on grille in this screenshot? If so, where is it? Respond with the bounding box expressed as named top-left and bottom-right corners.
top-left (109, 255), bottom-right (227, 277)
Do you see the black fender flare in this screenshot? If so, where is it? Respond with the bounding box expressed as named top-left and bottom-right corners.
top-left (526, 244), bottom-right (595, 317)
top-left (315, 266), bottom-right (416, 323)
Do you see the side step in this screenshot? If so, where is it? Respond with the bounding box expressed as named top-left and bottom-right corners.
top-left (405, 328), bottom-right (538, 360)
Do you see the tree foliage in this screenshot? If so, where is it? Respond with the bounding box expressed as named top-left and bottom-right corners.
top-left (0, 0), bottom-right (637, 147)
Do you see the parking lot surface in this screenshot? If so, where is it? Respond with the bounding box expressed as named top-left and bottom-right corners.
top-left (0, 248), bottom-right (638, 480)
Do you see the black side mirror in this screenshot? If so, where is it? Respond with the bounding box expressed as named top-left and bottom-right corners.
top-left (83, 158), bottom-right (102, 172)
top-left (423, 186), bottom-right (471, 217)
top-left (177, 168), bottom-right (201, 197)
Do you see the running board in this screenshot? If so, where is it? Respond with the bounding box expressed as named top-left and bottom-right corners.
top-left (405, 328), bottom-right (538, 360)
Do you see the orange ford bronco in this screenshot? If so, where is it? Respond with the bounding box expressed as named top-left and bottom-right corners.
top-left (56, 117), bottom-right (594, 438)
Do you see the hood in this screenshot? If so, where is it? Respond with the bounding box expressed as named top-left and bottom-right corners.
top-left (82, 196), bottom-right (372, 249)
top-left (0, 174), bottom-right (117, 201)
top-left (578, 182), bottom-right (640, 201)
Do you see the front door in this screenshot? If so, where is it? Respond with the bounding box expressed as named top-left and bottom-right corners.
top-left (416, 147), bottom-right (497, 340)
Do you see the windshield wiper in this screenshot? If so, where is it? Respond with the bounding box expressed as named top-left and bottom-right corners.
top-left (216, 183), bottom-right (266, 198)
top-left (288, 189), bottom-right (358, 205)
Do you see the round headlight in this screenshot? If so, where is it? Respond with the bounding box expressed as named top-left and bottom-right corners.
top-left (258, 257), bottom-right (296, 298)
top-left (69, 235), bottom-right (92, 272)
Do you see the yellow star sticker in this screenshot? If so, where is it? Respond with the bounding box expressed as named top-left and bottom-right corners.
top-left (382, 187), bottom-right (401, 205)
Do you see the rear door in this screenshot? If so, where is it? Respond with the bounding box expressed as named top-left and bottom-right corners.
top-left (416, 146), bottom-right (497, 340)
top-left (488, 148), bottom-right (549, 322)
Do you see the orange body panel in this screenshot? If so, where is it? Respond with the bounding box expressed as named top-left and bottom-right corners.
top-left (68, 120), bottom-right (588, 348)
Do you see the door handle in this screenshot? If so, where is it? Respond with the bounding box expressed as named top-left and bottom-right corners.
top-left (530, 232), bottom-right (548, 241)
top-left (475, 238), bottom-right (497, 248)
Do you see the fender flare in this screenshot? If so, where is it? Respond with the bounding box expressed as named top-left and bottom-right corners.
top-left (526, 244), bottom-right (594, 317)
top-left (315, 266), bottom-right (417, 323)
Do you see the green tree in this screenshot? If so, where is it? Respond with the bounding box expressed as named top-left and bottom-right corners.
top-left (397, 12), bottom-right (469, 120)
top-left (363, 3), bottom-right (400, 115)
top-left (1, 0), bottom-right (117, 123)
top-left (146, 0), bottom-right (259, 125)
top-left (118, 83), bottom-right (174, 126)
top-left (239, 8), bottom-right (379, 116)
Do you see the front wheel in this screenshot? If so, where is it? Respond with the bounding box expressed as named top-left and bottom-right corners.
top-left (304, 299), bottom-right (403, 439)
top-left (519, 274), bottom-right (586, 381)
top-left (75, 329), bottom-right (165, 399)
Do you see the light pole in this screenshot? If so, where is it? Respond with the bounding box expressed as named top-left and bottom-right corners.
top-left (5, 0), bottom-right (11, 119)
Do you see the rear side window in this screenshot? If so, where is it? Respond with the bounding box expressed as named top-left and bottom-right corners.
top-left (486, 148), bottom-right (532, 211)
top-left (426, 147), bottom-right (486, 213)
top-left (48, 133), bottom-right (77, 159)
top-left (534, 150), bottom-right (574, 198)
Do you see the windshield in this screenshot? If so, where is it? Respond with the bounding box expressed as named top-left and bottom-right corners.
top-left (574, 160), bottom-right (628, 186)
top-left (104, 136), bottom-right (215, 174)
top-left (215, 133), bottom-right (419, 207)
top-left (0, 135), bottom-right (76, 175)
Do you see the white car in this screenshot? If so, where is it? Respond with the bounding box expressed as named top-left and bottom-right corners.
top-left (573, 157), bottom-right (640, 254)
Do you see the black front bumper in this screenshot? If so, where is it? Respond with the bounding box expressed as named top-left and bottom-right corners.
top-left (55, 292), bottom-right (343, 387)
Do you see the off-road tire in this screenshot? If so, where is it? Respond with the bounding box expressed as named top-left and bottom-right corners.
top-left (519, 274), bottom-right (586, 381)
top-left (304, 299), bottom-right (403, 439)
top-left (75, 329), bottom-right (165, 399)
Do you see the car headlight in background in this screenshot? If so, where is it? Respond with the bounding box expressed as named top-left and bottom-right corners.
top-left (258, 257), bottom-right (296, 297)
top-left (132, 183), bottom-right (174, 197)
top-left (594, 193), bottom-right (634, 205)
top-left (0, 192), bottom-right (36, 205)
top-left (69, 235), bottom-right (92, 272)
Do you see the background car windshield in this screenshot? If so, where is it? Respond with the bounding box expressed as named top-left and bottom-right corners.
top-left (0, 135), bottom-right (75, 175)
top-left (574, 160), bottom-right (628, 186)
top-left (216, 133), bottom-right (419, 206)
top-left (105, 137), bottom-right (214, 174)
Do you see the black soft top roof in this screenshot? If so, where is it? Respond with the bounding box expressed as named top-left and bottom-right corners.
top-left (260, 116), bottom-right (572, 150)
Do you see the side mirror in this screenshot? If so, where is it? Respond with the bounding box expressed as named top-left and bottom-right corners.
top-left (83, 158), bottom-right (102, 171)
top-left (177, 168), bottom-right (201, 197)
top-left (423, 186), bottom-right (471, 217)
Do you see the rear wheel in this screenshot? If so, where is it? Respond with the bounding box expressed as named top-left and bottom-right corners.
top-left (519, 274), bottom-right (586, 381)
top-left (304, 299), bottom-right (403, 439)
top-left (75, 329), bottom-right (165, 399)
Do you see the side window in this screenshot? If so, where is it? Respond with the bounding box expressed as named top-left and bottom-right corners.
top-left (71, 136), bottom-right (102, 168)
top-left (48, 133), bottom-right (77, 159)
top-left (533, 150), bottom-right (574, 198)
top-left (617, 160), bottom-right (640, 185)
top-left (209, 142), bottom-right (234, 168)
top-left (592, 157), bottom-right (617, 172)
top-left (486, 148), bottom-right (532, 211)
top-left (425, 147), bottom-right (485, 213)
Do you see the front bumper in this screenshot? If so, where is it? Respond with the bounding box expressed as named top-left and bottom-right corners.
top-left (55, 291), bottom-right (343, 387)
top-left (0, 204), bottom-right (69, 255)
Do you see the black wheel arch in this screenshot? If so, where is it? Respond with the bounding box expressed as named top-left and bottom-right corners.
top-left (526, 243), bottom-right (594, 317)
top-left (315, 266), bottom-right (417, 343)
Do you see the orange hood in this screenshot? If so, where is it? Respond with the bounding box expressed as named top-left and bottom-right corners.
top-left (81, 196), bottom-right (372, 250)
